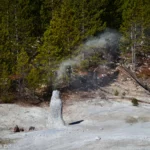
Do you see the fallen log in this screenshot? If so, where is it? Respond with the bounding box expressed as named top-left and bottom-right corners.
top-left (117, 66), bottom-right (150, 93)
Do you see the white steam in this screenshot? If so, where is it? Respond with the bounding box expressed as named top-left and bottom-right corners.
top-left (85, 30), bottom-right (120, 51)
top-left (57, 29), bottom-right (120, 80)
top-left (56, 55), bottom-right (82, 80)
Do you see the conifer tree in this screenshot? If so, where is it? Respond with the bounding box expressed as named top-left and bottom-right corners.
top-left (26, 67), bottom-right (41, 98)
top-left (16, 48), bottom-right (29, 96)
top-left (74, 0), bottom-right (106, 38)
top-left (120, 0), bottom-right (150, 70)
top-left (37, 0), bottom-right (78, 87)
top-left (0, 0), bottom-right (16, 89)
top-left (83, 0), bottom-right (106, 36)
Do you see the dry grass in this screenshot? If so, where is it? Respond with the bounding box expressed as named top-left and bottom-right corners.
top-left (125, 117), bottom-right (138, 124)
top-left (0, 138), bottom-right (14, 145)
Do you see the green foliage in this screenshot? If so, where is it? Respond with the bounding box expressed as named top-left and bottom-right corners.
top-left (0, 0), bottom-right (149, 100)
top-left (131, 98), bottom-right (139, 106)
top-left (16, 48), bottom-right (29, 75)
top-left (90, 54), bottom-right (105, 66)
top-left (41, 0), bottom-right (81, 61)
top-left (0, 63), bottom-right (11, 95)
top-left (80, 59), bottom-right (90, 71)
top-left (102, 0), bottom-right (122, 29)
top-left (27, 67), bottom-right (40, 90)
top-left (119, 0), bottom-right (150, 61)
top-left (0, 93), bottom-right (14, 104)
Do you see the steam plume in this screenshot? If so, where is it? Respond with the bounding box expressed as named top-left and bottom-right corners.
top-left (57, 29), bottom-right (120, 81)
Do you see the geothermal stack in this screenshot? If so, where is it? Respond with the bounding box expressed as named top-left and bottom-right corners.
top-left (47, 90), bottom-right (65, 128)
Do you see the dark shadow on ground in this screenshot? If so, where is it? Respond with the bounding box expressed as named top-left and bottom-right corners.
top-left (69, 120), bottom-right (84, 125)
top-left (68, 70), bottom-right (119, 91)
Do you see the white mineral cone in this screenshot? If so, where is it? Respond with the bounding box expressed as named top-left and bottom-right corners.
top-left (47, 90), bottom-right (65, 128)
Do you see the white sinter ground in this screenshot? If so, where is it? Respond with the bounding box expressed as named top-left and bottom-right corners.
top-left (0, 89), bottom-right (150, 150)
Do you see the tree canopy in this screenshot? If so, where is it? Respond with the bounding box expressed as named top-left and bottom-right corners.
top-left (0, 0), bottom-right (149, 100)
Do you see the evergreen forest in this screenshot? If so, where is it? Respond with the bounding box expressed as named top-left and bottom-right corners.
top-left (0, 0), bottom-right (150, 102)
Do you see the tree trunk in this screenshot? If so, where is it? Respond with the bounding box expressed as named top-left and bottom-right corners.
top-left (131, 24), bottom-right (135, 71)
top-left (81, 1), bottom-right (85, 35)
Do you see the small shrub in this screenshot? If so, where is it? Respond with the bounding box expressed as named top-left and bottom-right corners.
top-left (114, 90), bottom-right (119, 96)
top-left (0, 94), bottom-right (14, 103)
top-left (0, 138), bottom-right (15, 145)
top-left (126, 117), bottom-right (138, 124)
top-left (122, 92), bottom-right (126, 96)
top-left (80, 59), bottom-right (89, 71)
top-left (131, 98), bottom-right (139, 106)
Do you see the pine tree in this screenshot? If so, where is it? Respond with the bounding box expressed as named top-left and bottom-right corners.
top-left (120, 0), bottom-right (150, 70)
top-left (16, 48), bottom-right (29, 96)
top-left (0, 0), bottom-right (45, 98)
top-left (0, 63), bottom-right (11, 97)
top-left (84, 0), bottom-right (106, 36)
top-left (40, 0), bottom-right (62, 32)
top-left (102, 0), bottom-right (123, 29)
top-left (0, 0), bottom-right (16, 95)
top-left (36, 0), bottom-right (82, 88)
top-left (26, 67), bottom-right (40, 98)
top-left (74, 0), bottom-right (106, 38)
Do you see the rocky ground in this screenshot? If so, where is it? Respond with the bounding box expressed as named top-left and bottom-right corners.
top-left (0, 71), bottom-right (150, 150)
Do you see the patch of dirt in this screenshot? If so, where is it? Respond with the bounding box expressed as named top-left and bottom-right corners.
top-left (125, 117), bottom-right (138, 124)
top-left (0, 138), bottom-right (15, 145)
top-left (11, 98), bottom-right (49, 108)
